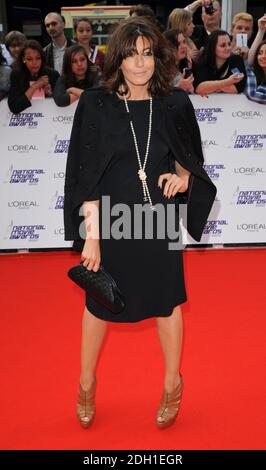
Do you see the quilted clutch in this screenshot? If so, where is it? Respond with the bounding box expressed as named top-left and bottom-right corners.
top-left (67, 263), bottom-right (125, 314)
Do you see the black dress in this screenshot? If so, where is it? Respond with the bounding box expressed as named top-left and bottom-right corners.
top-left (85, 98), bottom-right (187, 323)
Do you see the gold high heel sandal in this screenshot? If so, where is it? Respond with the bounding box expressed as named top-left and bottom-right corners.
top-left (156, 375), bottom-right (183, 429)
top-left (76, 379), bottom-right (96, 428)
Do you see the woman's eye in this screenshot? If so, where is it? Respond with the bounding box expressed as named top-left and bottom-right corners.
top-left (144, 50), bottom-right (153, 56)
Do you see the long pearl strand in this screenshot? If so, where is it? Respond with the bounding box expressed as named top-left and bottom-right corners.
top-left (124, 95), bottom-right (154, 210)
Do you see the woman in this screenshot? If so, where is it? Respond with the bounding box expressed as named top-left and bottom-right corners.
top-left (64, 17), bottom-right (216, 429)
top-left (74, 18), bottom-right (104, 74)
top-left (0, 46), bottom-right (11, 101)
top-left (8, 39), bottom-right (59, 114)
top-left (53, 44), bottom-right (98, 107)
top-left (194, 30), bottom-right (247, 95)
top-left (164, 29), bottom-right (194, 93)
top-left (167, 9), bottom-right (199, 62)
top-left (245, 40), bottom-right (266, 104)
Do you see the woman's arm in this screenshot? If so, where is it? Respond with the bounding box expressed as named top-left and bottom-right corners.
top-left (53, 76), bottom-right (71, 107)
top-left (195, 73), bottom-right (244, 95)
top-left (81, 200), bottom-right (101, 272)
top-left (248, 15), bottom-right (266, 65)
top-left (8, 71), bottom-right (32, 114)
top-left (185, 0), bottom-right (209, 13)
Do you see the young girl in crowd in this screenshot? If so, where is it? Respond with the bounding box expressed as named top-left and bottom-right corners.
top-left (164, 29), bottom-right (194, 93)
top-left (4, 31), bottom-right (27, 64)
top-left (53, 44), bottom-right (98, 107)
top-left (74, 18), bottom-right (104, 74)
top-left (194, 30), bottom-right (247, 95)
top-left (245, 40), bottom-right (266, 104)
top-left (8, 39), bottom-right (59, 114)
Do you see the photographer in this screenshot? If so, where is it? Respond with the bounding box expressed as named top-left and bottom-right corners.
top-left (185, 1), bottom-right (222, 50)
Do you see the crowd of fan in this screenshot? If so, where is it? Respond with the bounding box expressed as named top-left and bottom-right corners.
top-left (0, 1), bottom-right (266, 114)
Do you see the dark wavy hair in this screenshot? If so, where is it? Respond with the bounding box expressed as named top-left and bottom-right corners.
top-left (13, 39), bottom-right (47, 82)
top-left (62, 44), bottom-right (96, 88)
top-left (163, 28), bottom-right (189, 72)
top-left (199, 30), bottom-right (231, 76)
top-left (253, 40), bottom-right (266, 85)
top-left (129, 4), bottom-right (155, 18)
top-left (101, 17), bottom-right (177, 98)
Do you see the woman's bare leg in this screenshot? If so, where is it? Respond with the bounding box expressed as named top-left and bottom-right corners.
top-left (80, 307), bottom-right (107, 390)
top-left (156, 305), bottom-right (183, 393)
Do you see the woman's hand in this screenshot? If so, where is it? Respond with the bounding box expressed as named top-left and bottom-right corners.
top-left (258, 15), bottom-right (266, 32)
top-left (225, 72), bottom-right (244, 86)
top-left (177, 73), bottom-right (194, 93)
top-left (43, 83), bottom-right (52, 96)
top-left (66, 87), bottom-right (84, 97)
top-left (158, 173), bottom-right (189, 199)
top-left (33, 75), bottom-right (49, 90)
top-left (68, 93), bottom-right (80, 104)
top-left (81, 239), bottom-right (101, 272)
top-left (233, 46), bottom-right (249, 60)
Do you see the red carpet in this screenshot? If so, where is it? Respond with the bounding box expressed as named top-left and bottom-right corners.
top-left (0, 249), bottom-right (265, 450)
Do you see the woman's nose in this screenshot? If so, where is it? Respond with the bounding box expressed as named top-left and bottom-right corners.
top-left (134, 55), bottom-right (144, 67)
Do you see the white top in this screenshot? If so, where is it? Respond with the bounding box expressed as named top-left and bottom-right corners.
top-left (52, 40), bottom-right (67, 74)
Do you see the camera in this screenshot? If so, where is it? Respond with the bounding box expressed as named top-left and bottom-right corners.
top-left (205, 2), bottom-right (215, 15)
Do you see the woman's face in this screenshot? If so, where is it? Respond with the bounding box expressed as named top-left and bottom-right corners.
top-left (176, 33), bottom-right (187, 61)
top-left (75, 21), bottom-right (93, 46)
top-left (23, 48), bottom-right (42, 75)
top-left (215, 34), bottom-right (232, 61)
top-left (257, 44), bottom-right (266, 72)
top-left (9, 41), bottom-right (24, 59)
top-left (120, 36), bottom-right (155, 91)
top-left (232, 19), bottom-right (253, 40)
top-left (184, 20), bottom-right (194, 37)
top-left (71, 51), bottom-right (88, 80)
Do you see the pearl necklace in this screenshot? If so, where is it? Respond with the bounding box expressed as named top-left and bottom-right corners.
top-left (124, 95), bottom-right (154, 210)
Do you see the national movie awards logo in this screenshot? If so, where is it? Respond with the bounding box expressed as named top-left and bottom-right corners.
top-left (48, 135), bottom-right (70, 154)
top-left (228, 130), bottom-right (266, 150)
top-left (9, 112), bottom-right (44, 128)
top-left (203, 219), bottom-right (228, 236)
top-left (232, 110), bottom-right (263, 120)
top-left (231, 187), bottom-right (266, 206)
top-left (5, 165), bottom-right (45, 185)
top-left (49, 191), bottom-right (64, 210)
top-left (195, 107), bottom-right (223, 123)
top-left (203, 164), bottom-right (225, 180)
top-left (6, 220), bottom-right (45, 241)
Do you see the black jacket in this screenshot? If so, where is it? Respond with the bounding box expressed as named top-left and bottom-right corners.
top-left (64, 87), bottom-right (217, 243)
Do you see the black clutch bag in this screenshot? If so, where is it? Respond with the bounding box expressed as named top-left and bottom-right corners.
top-left (67, 263), bottom-right (125, 314)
